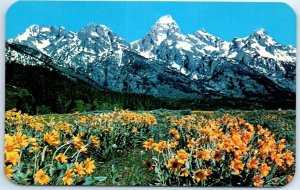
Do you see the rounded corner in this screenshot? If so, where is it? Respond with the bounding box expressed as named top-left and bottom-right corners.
top-left (281, 172), bottom-right (296, 187)
top-left (3, 170), bottom-right (22, 186)
top-left (5, 0), bottom-right (22, 19)
top-left (277, 2), bottom-right (297, 19)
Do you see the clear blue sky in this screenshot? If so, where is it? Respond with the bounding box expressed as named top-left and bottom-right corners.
top-left (6, 1), bottom-right (296, 46)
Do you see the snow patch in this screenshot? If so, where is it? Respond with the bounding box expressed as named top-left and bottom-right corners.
top-left (192, 74), bottom-right (199, 80)
top-left (155, 33), bottom-right (167, 45)
top-left (176, 41), bottom-right (192, 51)
top-left (252, 43), bottom-right (293, 62)
top-left (91, 31), bottom-right (100, 37)
top-left (139, 51), bottom-right (156, 59)
top-left (171, 62), bottom-right (181, 70)
top-left (40, 27), bottom-right (50, 32)
top-left (171, 62), bottom-right (188, 75)
top-left (228, 52), bottom-right (238, 59)
top-left (33, 39), bottom-right (51, 50)
top-left (16, 29), bottom-right (31, 41)
top-left (203, 46), bottom-right (218, 52)
top-left (156, 15), bottom-right (175, 25)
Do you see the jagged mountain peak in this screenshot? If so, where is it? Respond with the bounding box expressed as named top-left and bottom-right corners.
top-left (80, 23), bottom-right (111, 33)
top-left (254, 28), bottom-right (267, 35)
top-left (232, 29), bottom-right (277, 49)
top-left (130, 15), bottom-right (185, 57)
top-left (194, 28), bottom-right (229, 43)
top-left (155, 15), bottom-right (177, 25)
top-left (78, 23), bottom-right (115, 40)
top-left (14, 24), bottom-right (64, 42)
top-left (6, 17), bottom-right (296, 100)
top-left (195, 28), bottom-right (209, 35)
top-left (149, 15), bottom-right (183, 44)
top-left (152, 15), bottom-right (181, 32)
top-left (230, 29), bottom-right (295, 62)
top-left (248, 28), bottom-right (277, 46)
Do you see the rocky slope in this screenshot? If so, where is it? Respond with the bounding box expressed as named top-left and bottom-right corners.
top-left (6, 15), bottom-right (296, 99)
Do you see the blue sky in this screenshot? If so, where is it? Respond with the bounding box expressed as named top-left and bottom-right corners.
top-left (6, 1), bottom-right (296, 46)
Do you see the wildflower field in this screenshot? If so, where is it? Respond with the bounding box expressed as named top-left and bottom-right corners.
top-left (5, 109), bottom-right (295, 186)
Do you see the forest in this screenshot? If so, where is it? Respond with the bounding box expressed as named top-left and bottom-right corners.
top-left (5, 62), bottom-right (295, 114)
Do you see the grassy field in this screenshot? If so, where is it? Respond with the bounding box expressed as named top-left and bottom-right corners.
top-left (5, 109), bottom-right (295, 186)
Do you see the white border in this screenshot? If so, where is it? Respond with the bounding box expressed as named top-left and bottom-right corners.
top-left (0, 0), bottom-right (299, 189)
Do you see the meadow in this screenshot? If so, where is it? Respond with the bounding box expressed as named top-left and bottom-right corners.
top-left (5, 108), bottom-right (295, 186)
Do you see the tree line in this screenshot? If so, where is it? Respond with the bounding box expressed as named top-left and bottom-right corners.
top-left (5, 62), bottom-right (295, 114)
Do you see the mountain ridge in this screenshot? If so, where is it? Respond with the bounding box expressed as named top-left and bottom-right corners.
top-left (7, 15), bottom-right (296, 100)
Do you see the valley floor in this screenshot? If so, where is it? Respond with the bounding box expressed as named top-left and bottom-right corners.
top-left (5, 109), bottom-right (295, 186)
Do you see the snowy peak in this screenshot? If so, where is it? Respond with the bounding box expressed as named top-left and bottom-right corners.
top-left (254, 28), bottom-right (267, 36)
top-left (6, 16), bottom-right (296, 100)
top-left (14, 24), bottom-right (43, 41)
top-left (12, 23), bottom-right (130, 54)
top-left (156, 15), bottom-right (176, 24)
top-left (79, 23), bottom-right (111, 37)
top-left (130, 15), bottom-right (185, 58)
top-left (148, 15), bottom-right (183, 45)
top-left (249, 28), bottom-right (277, 46)
top-left (192, 29), bottom-right (231, 52)
top-left (13, 25), bottom-right (73, 54)
top-left (15, 25), bottom-right (67, 41)
top-left (153, 15), bottom-right (180, 31)
top-left (231, 29), bottom-right (295, 62)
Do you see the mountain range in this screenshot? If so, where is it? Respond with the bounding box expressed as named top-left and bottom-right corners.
top-left (6, 15), bottom-right (296, 100)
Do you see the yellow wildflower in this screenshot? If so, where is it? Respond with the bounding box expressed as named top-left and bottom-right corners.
top-left (5, 165), bottom-right (14, 179)
top-left (167, 158), bottom-right (182, 173)
top-left (194, 149), bottom-right (211, 161)
top-left (74, 162), bottom-right (86, 175)
top-left (143, 138), bottom-right (155, 150)
top-left (287, 175), bottom-right (293, 183)
top-left (84, 158), bottom-right (96, 175)
top-left (89, 135), bottom-right (100, 147)
top-left (176, 149), bottom-right (189, 164)
top-left (230, 159), bottom-right (244, 175)
top-left (55, 153), bottom-right (68, 163)
top-left (247, 157), bottom-right (259, 169)
top-left (284, 150), bottom-right (295, 167)
top-left (194, 169), bottom-right (208, 183)
top-left (169, 128), bottom-right (180, 139)
top-left (44, 130), bottom-right (60, 146)
top-left (5, 152), bottom-right (20, 166)
top-left (259, 163), bottom-right (271, 177)
top-left (253, 175), bottom-right (264, 187)
top-left (153, 141), bottom-right (167, 153)
top-left (132, 127), bottom-right (138, 133)
top-left (34, 169), bottom-right (50, 185)
top-left (62, 169), bottom-right (75, 185)
top-left (180, 168), bottom-right (189, 177)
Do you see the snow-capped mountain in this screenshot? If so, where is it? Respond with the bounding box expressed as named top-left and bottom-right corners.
top-left (12, 24), bottom-right (130, 72)
top-left (6, 15), bottom-right (296, 99)
top-left (131, 15), bottom-right (231, 76)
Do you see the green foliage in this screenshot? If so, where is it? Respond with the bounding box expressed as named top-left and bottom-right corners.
top-left (95, 149), bottom-right (155, 185)
top-left (71, 100), bottom-right (92, 112)
top-left (179, 109), bottom-right (192, 115)
top-left (36, 105), bottom-right (52, 114)
top-left (5, 63), bottom-right (171, 114)
top-left (6, 85), bottom-right (35, 113)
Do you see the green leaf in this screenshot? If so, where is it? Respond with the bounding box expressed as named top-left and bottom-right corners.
top-left (111, 164), bottom-right (116, 173)
top-left (155, 166), bottom-right (160, 174)
top-left (49, 167), bottom-right (56, 176)
top-left (82, 176), bottom-right (96, 185)
top-left (56, 162), bottom-right (63, 170)
top-left (185, 161), bottom-right (190, 170)
top-left (94, 176), bottom-right (107, 182)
